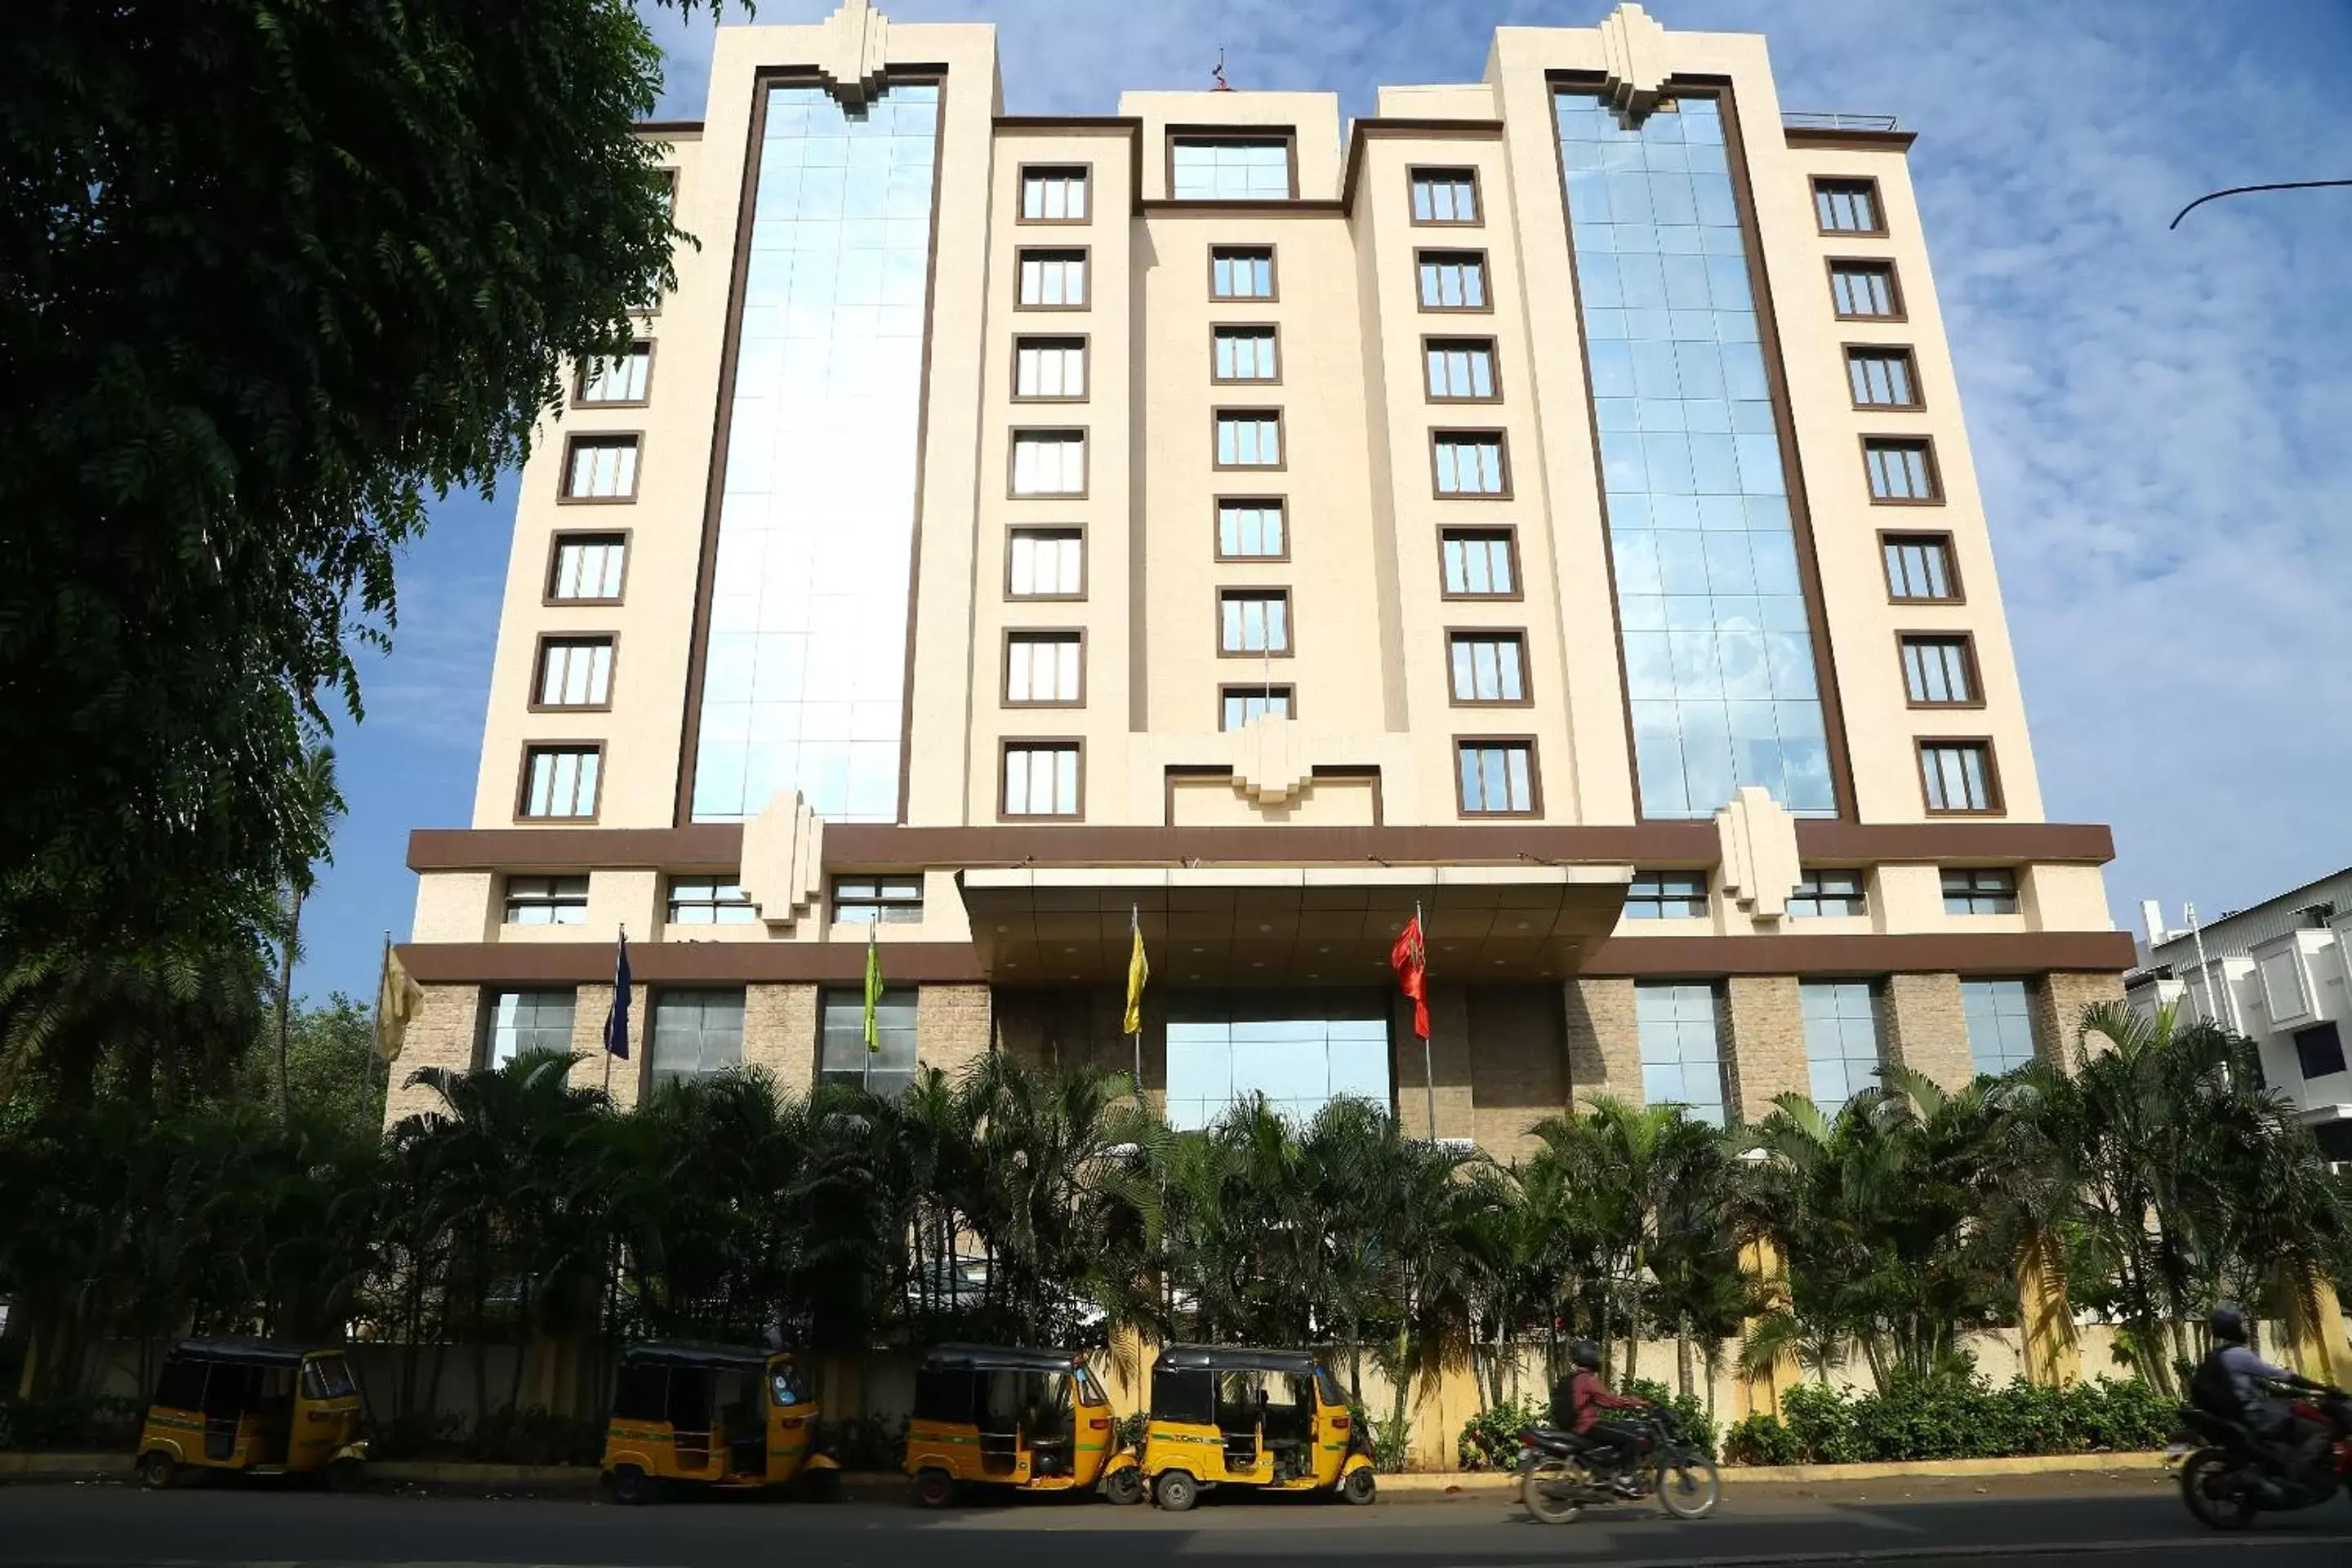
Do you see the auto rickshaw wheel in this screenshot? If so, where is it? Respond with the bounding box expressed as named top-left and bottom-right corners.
top-left (138, 1452), bottom-right (178, 1490)
top-left (1155, 1470), bottom-right (1200, 1512)
top-left (912, 1467), bottom-right (955, 1508)
top-left (1340, 1466), bottom-right (1377, 1505)
top-left (609, 1463), bottom-right (653, 1506)
top-left (1102, 1466), bottom-right (1143, 1506)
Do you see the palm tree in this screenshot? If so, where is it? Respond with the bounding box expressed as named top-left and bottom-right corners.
top-left (271, 742), bottom-right (341, 1124)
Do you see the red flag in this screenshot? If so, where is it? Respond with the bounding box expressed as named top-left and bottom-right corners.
top-left (1390, 915), bottom-right (1429, 1040)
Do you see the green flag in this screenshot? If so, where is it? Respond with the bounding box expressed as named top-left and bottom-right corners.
top-left (862, 923), bottom-right (882, 1052)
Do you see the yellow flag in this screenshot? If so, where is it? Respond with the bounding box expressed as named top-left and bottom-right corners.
top-left (863, 923), bottom-right (883, 1052)
top-left (375, 938), bottom-right (423, 1064)
top-left (1124, 914), bottom-right (1148, 1036)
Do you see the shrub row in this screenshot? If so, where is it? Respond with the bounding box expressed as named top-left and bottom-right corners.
top-left (1455, 1379), bottom-right (1721, 1471)
top-left (1722, 1375), bottom-right (2175, 1466)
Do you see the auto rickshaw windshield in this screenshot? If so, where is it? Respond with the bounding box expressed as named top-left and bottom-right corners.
top-left (302, 1354), bottom-right (358, 1400)
top-left (768, 1362), bottom-right (806, 1406)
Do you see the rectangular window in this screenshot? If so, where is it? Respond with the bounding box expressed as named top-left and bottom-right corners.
top-left (1020, 166), bottom-right (1089, 222)
top-left (1637, 981), bottom-right (1727, 1126)
top-left (1215, 500), bottom-right (1285, 560)
top-left (666, 879), bottom-right (759, 924)
top-left (1440, 528), bottom-right (1517, 598)
top-left (1456, 739), bottom-right (1537, 815)
top-left (485, 989), bottom-right (576, 1069)
top-left (1920, 741), bottom-right (1999, 813)
top-left (1220, 685), bottom-right (1293, 730)
top-left (1424, 338), bottom-right (1498, 401)
top-left (1210, 246), bottom-right (1276, 300)
top-left (1802, 981), bottom-right (1883, 1117)
top-left (1433, 432), bottom-right (1508, 495)
top-left (1005, 631), bottom-right (1082, 705)
top-left (1410, 168), bottom-right (1480, 225)
top-left (1218, 590), bottom-right (1291, 656)
top-left (1013, 336), bottom-right (1087, 399)
top-left (2294, 1021), bottom-right (2347, 1081)
top-left (534, 636), bottom-right (614, 709)
top-left (1830, 260), bottom-right (1901, 319)
top-left (1447, 631), bottom-right (1528, 704)
top-left (1865, 438), bottom-right (1940, 501)
top-left (1625, 871), bottom-right (1708, 920)
top-left (1882, 533), bottom-right (1959, 601)
top-left (1788, 870), bottom-right (1868, 919)
top-left (1008, 528), bottom-right (1083, 598)
top-left (1165, 991), bottom-right (1390, 1130)
top-left (1171, 136), bottom-right (1293, 200)
top-left (1417, 250), bottom-right (1489, 310)
top-left (1847, 348), bottom-right (1920, 408)
top-left (833, 875), bottom-right (925, 924)
top-left (1017, 248), bottom-right (1088, 308)
top-left (563, 435), bottom-right (639, 500)
top-left (1900, 635), bottom-right (1977, 706)
top-left (1814, 178), bottom-right (1883, 234)
top-left (577, 343), bottom-right (653, 404)
top-left (1214, 411), bottom-right (1283, 469)
top-left (1010, 430), bottom-right (1087, 495)
top-left (519, 746), bottom-right (601, 820)
top-left (503, 875), bottom-right (589, 926)
top-left (819, 986), bottom-right (919, 1098)
top-left (1003, 742), bottom-right (1081, 817)
top-left (1212, 326), bottom-right (1279, 382)
top-left (1962, 978), bottom-right (2037, 1076)
top-left (1942, 866), bottom-right (2018, 916)
top-left (648, 990), bottom-right (746, 1090)
top-left (548, 533), bottom-right (626, 602)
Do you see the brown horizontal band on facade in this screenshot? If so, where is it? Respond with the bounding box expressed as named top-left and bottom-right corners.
top-left (395, 941), bottom-right (990, 987)
top-left (408, 826), bottom-right (745, 871)
top-left (1793, 819), bottom-right (2115, 865)
top-left (1138, 198), bottom-right (1348, 216)
top-left (992, 116), bottom-right (1144, 132)
top-left (1338, 118), bottom-right (1507, 212)
top-left (1782, 126), bottom-right (1918, 153)
top-left (633, 120), bottom-right (706, 136)
top-left (1579, 929), bottom-right (2137, 979)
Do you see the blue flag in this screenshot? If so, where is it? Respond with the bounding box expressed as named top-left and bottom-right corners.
top-left (604, 929), bottom-right (631, 1060)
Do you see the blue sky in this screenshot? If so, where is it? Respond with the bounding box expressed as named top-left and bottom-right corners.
top-left (293, 0), bottom-right (2352, 1002)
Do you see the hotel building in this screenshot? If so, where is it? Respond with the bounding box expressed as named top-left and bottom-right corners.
top-left (387, 1), bottom-right (2134, 1147)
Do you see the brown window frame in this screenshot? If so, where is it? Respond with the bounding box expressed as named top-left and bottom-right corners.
top-left (1827, 256), bottom-right (1907, 322)
top-left (1422, 335), bottom-right (1503, 403)
top-left (1016, 163), bottom-right (1093, 225)
top-left (1862, 435), bottom-right (1944, 506)
top-left (544, 530), bottom-right (631, 606)
top-left (1013, 246), bottom-right (1091, 311)
top-left (1215, 587), bottom-right (1295, 660)
top-left (1845, 345), bottom-right (1924, 412)
top-left (1430, 428), bottom-right (1512, 498)
top-left (1208, 244), bottom-right (1279, 301)
top-left (1896, 631), bottom-right (1983, 710)
top-left (528, 633), bottom-right (621, 714)
top-left (1209, 323), bottom-right (1283, 385)
top-left (1437, 525), bottom-right (1523, 601)
top-left (558, 433), bottom-right (643, 504)
top-left (1214, 497), bottom-right (1290, 564)
top-left (997, 738), bottom-right (1086, 822)
top-left (1812, 176), bottom-right (1888, 238)
top-left (1444, 627), bottom-right (1534, 708)
top-left (514, 742), bottom-right (607, 824)
top-left (1218, 683), bottom-right (1297, 730)
top-left (571, 341), bottom-right (657, 408)
top-left (1000, 628), bottom-right (1089, 709)
top-left (1917, 737), bottom-right (2005, 817)
top-left (1011, 333), bottom-right (1090, 403)
top-left (1941, 866), bottom-right (2020, 917)
top-left (1004, 525), bottom-right (1087, 602)
top-left (1211, 408), bottom-right (1287, 473)
top-left (1879, 530), bottom-right (1965, 604)
top-left (1007, 427), bottom-right (1090, 500)
top-left (1408, 166), bottom-right (1483, 226)
top-left (1165, 127), bottom-right (1300, 203)
top-left (1415, 248), bottom-right (1494, 314)
top-left (1453, 735), bottom-right (1543, 818)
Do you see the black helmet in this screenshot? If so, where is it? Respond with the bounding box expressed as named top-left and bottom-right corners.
top-left (1569, 1339), bottom-right (1602, 1371)
top-left (2210, 1303), bottom-right (2248, 1346)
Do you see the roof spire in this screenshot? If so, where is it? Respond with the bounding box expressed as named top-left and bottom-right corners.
top-left (1211, 46), bottom-right (1232, 91)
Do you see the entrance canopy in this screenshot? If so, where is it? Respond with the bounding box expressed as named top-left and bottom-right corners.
top-left (956, 863), bottom-right (1633, 987)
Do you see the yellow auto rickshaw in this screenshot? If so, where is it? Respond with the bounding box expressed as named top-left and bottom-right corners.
top-left (135, 1338), bottom-right (367, 1489)
top-left (600, 1341), bottom-right (837, 1503)
top-left (1138, 1344), bottom-right (1376, 1509)
top-left (904, 1343), bottom-right (1141, 1506)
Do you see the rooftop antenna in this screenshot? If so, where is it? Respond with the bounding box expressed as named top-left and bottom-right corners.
top-left (1211, 46), bottom-right (1232, 91)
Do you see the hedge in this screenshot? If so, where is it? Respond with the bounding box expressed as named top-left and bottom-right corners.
top-left (1722, 1374), bottom-right (2175, 1466)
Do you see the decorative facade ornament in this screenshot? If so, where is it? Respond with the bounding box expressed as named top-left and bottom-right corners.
top-left (1232, 712), bottom-right (1311, 806)
top-left (1597, 2), bottom-right (1673, 118)
top-left (738, 789), bottom-right (826, 930)
top-left (1715, 785), bottom-right (1802, 923)
top-left (814, 0), bottom-right (890, 108)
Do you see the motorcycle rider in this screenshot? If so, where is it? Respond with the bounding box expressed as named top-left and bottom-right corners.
top-left (2189, 1302), bottom-right (2335, 1493)
top-left (1550, 1339), bottom-right (1654, 1495)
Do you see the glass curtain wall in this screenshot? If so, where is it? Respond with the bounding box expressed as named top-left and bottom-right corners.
top-left (691, 82), bottom-right (940, 822)
top-left (1165, 991), bottom-right (1391, 1131)
top-left (1555, 91), bottom-right (1833, 818)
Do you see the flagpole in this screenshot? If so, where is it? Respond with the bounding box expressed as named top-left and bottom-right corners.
top-left (604, 924), bottom-right (621, 1094)
top-left (1418, 900), bottom-right (1435, 1142)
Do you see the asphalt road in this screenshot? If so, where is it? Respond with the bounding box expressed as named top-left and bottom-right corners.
top-left (2, 1472), bottom-right (2349, 1568)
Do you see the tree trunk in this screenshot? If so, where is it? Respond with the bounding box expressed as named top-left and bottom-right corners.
top-left (1676, 1324), bottom-right (1694, 1401)
top-left (275, 883), bottom-right (303, 1124)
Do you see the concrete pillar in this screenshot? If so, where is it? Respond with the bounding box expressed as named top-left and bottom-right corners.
top-left (1723, 975), bottom-right (1809, 1122)
top-left (1564, 976), bottom-right (1643, 1107)
top-left (919, 982), bottom-right (994, 1079)
top-left (746, 982), bottom-right (818, 1094)
top-left (381, 983), bottom-right (482, 1126)
top-left (1396, 984), bottom-right (1473, 1141)
top-left (1737, 1238), bottom-right (1801, 1419)
top-left (2283, 1268), bottom-right (2352, 1388)
top-left (2033, 971), bottom-right (2127, 1067)
top-left (1883, 972), bottom-right (1974, 1091)
top-left (2016, 1230), bottom-right (2080, 1387)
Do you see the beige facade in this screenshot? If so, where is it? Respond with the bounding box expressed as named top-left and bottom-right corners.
top-left (390, 2), bottom-right (2131, 1144)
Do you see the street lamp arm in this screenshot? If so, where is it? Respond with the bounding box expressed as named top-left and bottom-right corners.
top-left (2169, 179), bottom-right (2352, 230)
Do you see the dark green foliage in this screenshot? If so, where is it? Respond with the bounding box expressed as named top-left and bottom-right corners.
top-left (1723, 1375), bottom-right (2174, 1465)
top-left (1624, 1375), bottom-right (1719, 1460)
top-left (1456, 1395), bottom-right (1549, 1471)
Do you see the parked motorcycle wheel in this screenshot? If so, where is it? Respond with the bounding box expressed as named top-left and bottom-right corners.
top-left (2178, 1448), bottom-right (2257, 1530)
top-left (1655, 1450), bottom-right (1721, 1520)
top-left (1523, 1461), bottom-right (1585, 1525)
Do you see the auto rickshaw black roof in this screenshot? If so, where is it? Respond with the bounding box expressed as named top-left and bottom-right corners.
top-left (173, 1337), bottom-right (341, 1368)
top-left (919, 1343), bottom-right (1086, 1374)
top-left (1155, 1343), bottom-right (1321, 1376)
top-left (617, 1339), bottom-right (780, 1372)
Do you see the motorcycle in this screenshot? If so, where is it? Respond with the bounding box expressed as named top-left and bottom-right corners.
top-left (1514, 1405), bottom-right (1721, 1525)
top-left (2171, 1386), bottom-right (2352, 1529)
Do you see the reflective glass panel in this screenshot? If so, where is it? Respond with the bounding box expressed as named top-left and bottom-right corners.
top-left (487, 989), bottom-right (577, 1067)
top-left (1172, 139), bottom-right (1291, 200)
top-left (690, 83), bottom-right (939, 823)
top-left (649, 990), bottom-right (746, 1089)
top-left (1165, 991), bottom-right (1391, 1129)
top-left (1801, 980), bottom-right (1882, 1117)
top-left (1557, 91), bottom-right (1833, 820)
top-left (1962, 978), bottom-right (2037, 1076)
top-left (819, 987), bottom-right (919, 1097)
top-left (1636, 981), bottom-right (1726, 1125)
